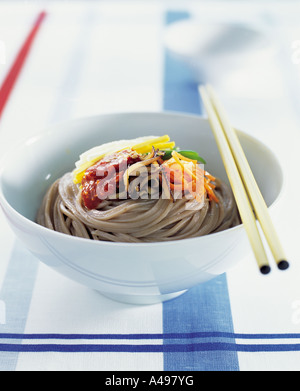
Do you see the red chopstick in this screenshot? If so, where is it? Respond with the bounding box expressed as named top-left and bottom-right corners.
top-left (0, 11), bottom-right (47, 119)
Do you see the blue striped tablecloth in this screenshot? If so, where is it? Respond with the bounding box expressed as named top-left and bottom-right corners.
top-left (0, 1), bottom-right (300, 371)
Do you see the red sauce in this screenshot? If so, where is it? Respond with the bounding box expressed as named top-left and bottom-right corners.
top-left (81, 150), bottom-right (141, 209)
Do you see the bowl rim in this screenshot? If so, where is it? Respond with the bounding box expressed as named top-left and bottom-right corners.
top-left (0, 111), bottom-right (284, 248)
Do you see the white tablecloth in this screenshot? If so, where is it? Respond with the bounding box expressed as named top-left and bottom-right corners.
top-left (0, 0), bottom-right (300, 371)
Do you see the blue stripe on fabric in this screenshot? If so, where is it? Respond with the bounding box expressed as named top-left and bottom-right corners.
top-left (0, 343), bottom-right (300, 353)
top-left (1, 332), bottom-right (300, 340)
top-left (163, 11), bottom-right (202, 115)
top-left (162, 11), bottom-right (239, 371)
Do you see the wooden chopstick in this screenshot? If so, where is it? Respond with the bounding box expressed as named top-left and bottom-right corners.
top-left (0, 11), bottom-right (47, 119)
top-left (205, 84), bottom-right (289, 271)
top-left (199, 85), bottom-right (273, 274)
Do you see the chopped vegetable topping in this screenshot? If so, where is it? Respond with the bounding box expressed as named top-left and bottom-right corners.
top-left (161, 151), bottom-right (217, 203)
top-left (73, 135), bottom-right (219, 209)
top-left (73, 135), bottom-right (170, 184)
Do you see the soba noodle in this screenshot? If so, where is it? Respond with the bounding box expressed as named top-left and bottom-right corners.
top-left (37, 172), bottom-right (240, 243)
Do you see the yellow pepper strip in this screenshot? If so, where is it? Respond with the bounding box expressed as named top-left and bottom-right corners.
top-left (134, 141), bottom-right (175, 155)
top-left (73, 155), bottom-right (107, 184)
top-left (131, 135), bottom-right (170, 151)
top-left (73, 135), bottom-right (171, 185)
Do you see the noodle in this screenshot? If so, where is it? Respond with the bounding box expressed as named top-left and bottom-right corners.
top-left (37, 136), bottom-right (241, 242)
top-left (37, 172), bottom-right (240, 243)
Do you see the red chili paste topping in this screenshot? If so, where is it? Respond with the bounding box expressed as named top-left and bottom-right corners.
top-left (81, 150), bottom-right (141, 209)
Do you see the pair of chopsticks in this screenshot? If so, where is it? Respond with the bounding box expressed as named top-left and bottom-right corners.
top-left (0, 11), bottom-right (46, 119)
top-left (199, 84), bottom-right (289, 275)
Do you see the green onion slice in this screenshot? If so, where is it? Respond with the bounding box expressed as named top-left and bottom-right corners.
top-left (162, 149), bottom-right (206, 164)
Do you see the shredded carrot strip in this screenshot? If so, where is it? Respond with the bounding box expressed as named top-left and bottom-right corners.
top-left (163, 152), bottom-right (219, 203)
top-left (170, 183), bottom-right (184, 191)
top-left (172, 152), bottom-right (199, 182)
top-left (205, 172), bottom-right (216, 182)
top-left (172, 151), bottom-right (197, 164)
top-left (204, 181), bottom-right (219, 202)
top-left (171, 152), bottom-right (186, 169)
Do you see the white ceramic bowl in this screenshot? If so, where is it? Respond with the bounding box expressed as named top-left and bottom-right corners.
top-left (0, 112), bottom-right (283, 305)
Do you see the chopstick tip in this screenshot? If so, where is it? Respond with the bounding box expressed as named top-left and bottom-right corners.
top-left (277, 260), bottom-right (290, 271)
top-left (260, 265), bottom-right (271, 275)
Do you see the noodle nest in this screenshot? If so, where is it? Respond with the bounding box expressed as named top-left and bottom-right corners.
top-left (37, 173), bottom-right (240, 243)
